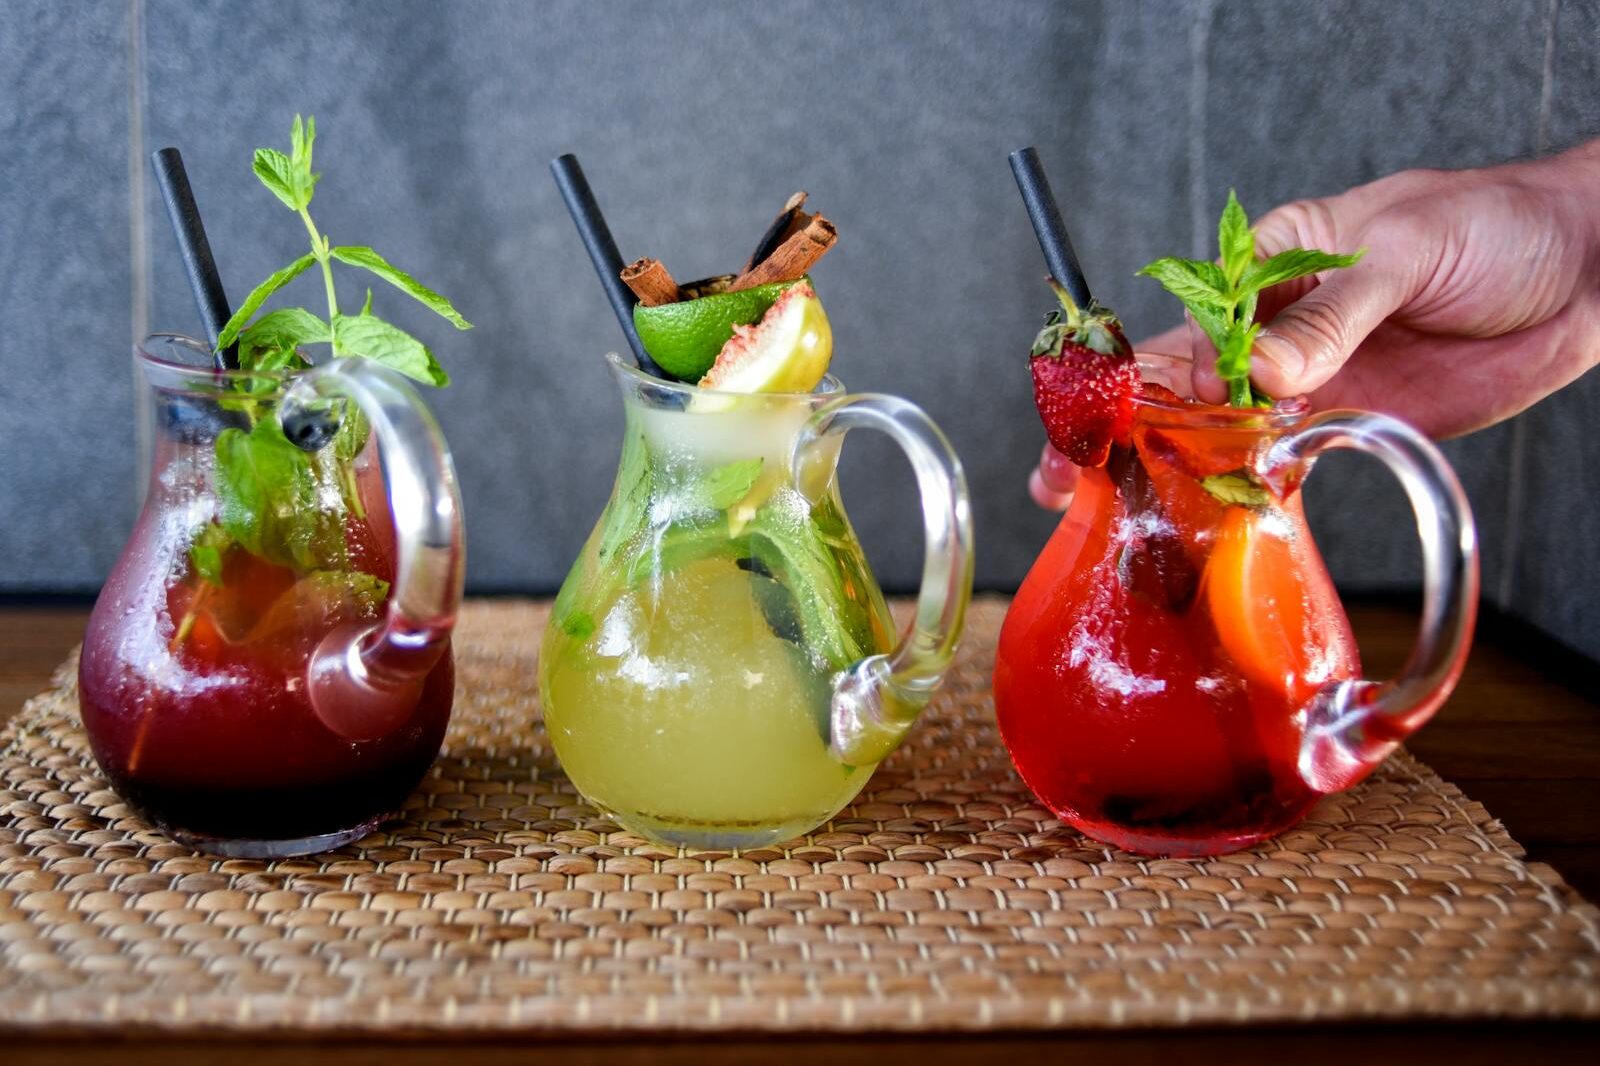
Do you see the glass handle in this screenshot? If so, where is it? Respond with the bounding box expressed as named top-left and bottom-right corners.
top-left (280, 358), bottom-right (465, 741)
top-left (1259, 410), bottom-right (1479, 793)
top-left (793, 394), bottom-right (975, 766)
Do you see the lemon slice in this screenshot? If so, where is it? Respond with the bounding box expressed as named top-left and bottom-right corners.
top-left (698, 281), bottom-right (832, 394)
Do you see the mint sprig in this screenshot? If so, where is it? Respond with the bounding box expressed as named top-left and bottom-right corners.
top-left (183, 116), bottom-right (471, 606)
top-left (1138, 190), bottom-right (1364, 407)
top-left (213, 418), bottom-right (349, 573)
top-left (213, 115), bottom-right (472, 384)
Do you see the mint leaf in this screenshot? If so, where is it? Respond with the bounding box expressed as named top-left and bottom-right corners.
top-left (1137, 258), bottom-right (1231, 350)
top-left (1240, 248), bottom-right (1365, 293)
top-left (742, 503), bottom-right (868, 675)
top-left (1218, 189), bottom-right (1254, 286)
top-left (560, 611), bottom-right (596, 640)
top-left (214, 418), bottom-right (347, 572)
top-left (251, 148), bottom-right (302, 211)
top-left (209, 116), bottom-right (469, 584)
top-left (1238, 288), bottom-right (1259, 338)
top-left (331, 313), bottom-right (449, 386)
top-left (1215, 323), bottom-right (1260, 383)
top-left (188, 522), bottom-right (232, 586)
top-left (251, 117), bottom-right (319, 213)
top-left (216, 253), bottom-right (317, 351)
top-left (1188, 302), bottom-right (1232, 354)
top-left (289, 115), bottom-right (318, 201)
top-left (237, 306), bottom-right (328, 369)
top-left (1140, 192), bottom-right (1362, 407)
top-left (242, 345), bottom-right (300, 375)
top-left (1135, 257), bottom-right (1228, 307)
top-left (598, 431), bottom-right (651, 563)
top-left (697, 459), bottom-right (764, 511)
top-left (301, 569), bottom-right (388, 613)
top-left (330, 247), bottom-right (473, 330)
top-left (237, 342), bottom-right (304, 395)
top-left (1201, 471), bottom-right (1271, 508)
top-left (333, 402), bottom-right (370, 463)
top-left (551, 555), bottom-right (594, 640)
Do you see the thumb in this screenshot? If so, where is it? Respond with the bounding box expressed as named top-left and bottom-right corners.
top-left (1244, 198), bottom-right (1406, 398)
top-left (1248, 265), bottom-right (1407, 398)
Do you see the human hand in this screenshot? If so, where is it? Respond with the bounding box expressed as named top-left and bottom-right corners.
top-left (1031, 140), bottom-right (1600, 510)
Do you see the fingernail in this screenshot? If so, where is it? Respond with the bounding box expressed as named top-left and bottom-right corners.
top-left (1029, 469), bottom-right (1073, 512)
top-left (1039, 448), bottom-right (1078, 493)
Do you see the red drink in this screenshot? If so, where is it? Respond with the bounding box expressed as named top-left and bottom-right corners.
top-left (79, 421), bottom-right (454, 856)
top-left (994, 386), bottom-right (1359, 856)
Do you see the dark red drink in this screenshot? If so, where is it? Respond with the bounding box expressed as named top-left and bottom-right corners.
top-left (79, 428), bottom-right (453, 855)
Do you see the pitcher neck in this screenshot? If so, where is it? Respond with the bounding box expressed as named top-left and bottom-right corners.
top-left (608, 352), bottom-right (845, 470)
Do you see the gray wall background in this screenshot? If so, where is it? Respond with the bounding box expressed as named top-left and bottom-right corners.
top-left (4, 0), bottom-right (1599, 657)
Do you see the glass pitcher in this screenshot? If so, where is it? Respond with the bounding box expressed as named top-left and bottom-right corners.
top-left (78, 335), bottom-right (465, 857)
top-left (540, 353), bottom-right (974, 848)
top-left (994, 359), bottom-right (1478, 857)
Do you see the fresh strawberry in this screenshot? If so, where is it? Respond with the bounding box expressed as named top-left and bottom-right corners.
top-left (1028, 280), bottom-right (1140, 467)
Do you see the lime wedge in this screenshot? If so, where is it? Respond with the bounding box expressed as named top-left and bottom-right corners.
top-left (633, 276), bottom-right (802, 381)
top-left (698, 281), bottom-right (832, 394)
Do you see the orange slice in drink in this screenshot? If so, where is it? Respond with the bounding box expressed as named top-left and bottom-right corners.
top-left (1205, 506), bottom-right (1315, 700)
top-left (185, 609), bottom-right (226, 662)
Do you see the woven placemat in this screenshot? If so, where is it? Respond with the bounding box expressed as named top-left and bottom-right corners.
top-left (1, 597), bottom-right (1596, 1034)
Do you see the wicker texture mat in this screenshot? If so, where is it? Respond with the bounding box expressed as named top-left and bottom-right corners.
top-left (1, 598), bottom-right (1596, 1033)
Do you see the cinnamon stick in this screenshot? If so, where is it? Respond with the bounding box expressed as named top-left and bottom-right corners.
top-left (726, 215), bottom-right (836, 292)
top-left (744, 191), bottom-right (811, 272)
top-left (620, 257), bottom-right (681, 306)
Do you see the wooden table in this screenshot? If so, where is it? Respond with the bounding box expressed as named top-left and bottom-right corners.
top-left (3, 599), bottom-right (1597, 1063)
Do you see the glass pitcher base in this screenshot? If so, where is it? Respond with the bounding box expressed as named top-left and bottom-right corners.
top-left (1056, 805), bottom-right (1315, 858)
top-left (594, 804), bottom-right (841, 851)
top-left (164, 816), bottom-right (387, 858)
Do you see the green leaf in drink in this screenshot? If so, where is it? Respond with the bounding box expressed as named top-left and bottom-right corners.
top-left (187, 522), bottom-right (233, 586)
top-left (697, 459), bottom-right (764, 511)
top-left (165, 115), bottom-right (471, 652)
top-left (214, 417), bottom-right (347, 573)
top-left (1201, 471), bottom-right (1272, 508)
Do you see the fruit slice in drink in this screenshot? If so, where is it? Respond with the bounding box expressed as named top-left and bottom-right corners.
top-left (698, 281), bottom-right (832, 393)
top-left (633, 277), bottom-right (804, 381)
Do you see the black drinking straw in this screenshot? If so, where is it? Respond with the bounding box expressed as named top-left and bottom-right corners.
top-left (1008, 146), bottom-right (1093, 308)
top-left (152, 147), bottom-right (237, 369)
top-left (548, 153), bottom-right (667, 378)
